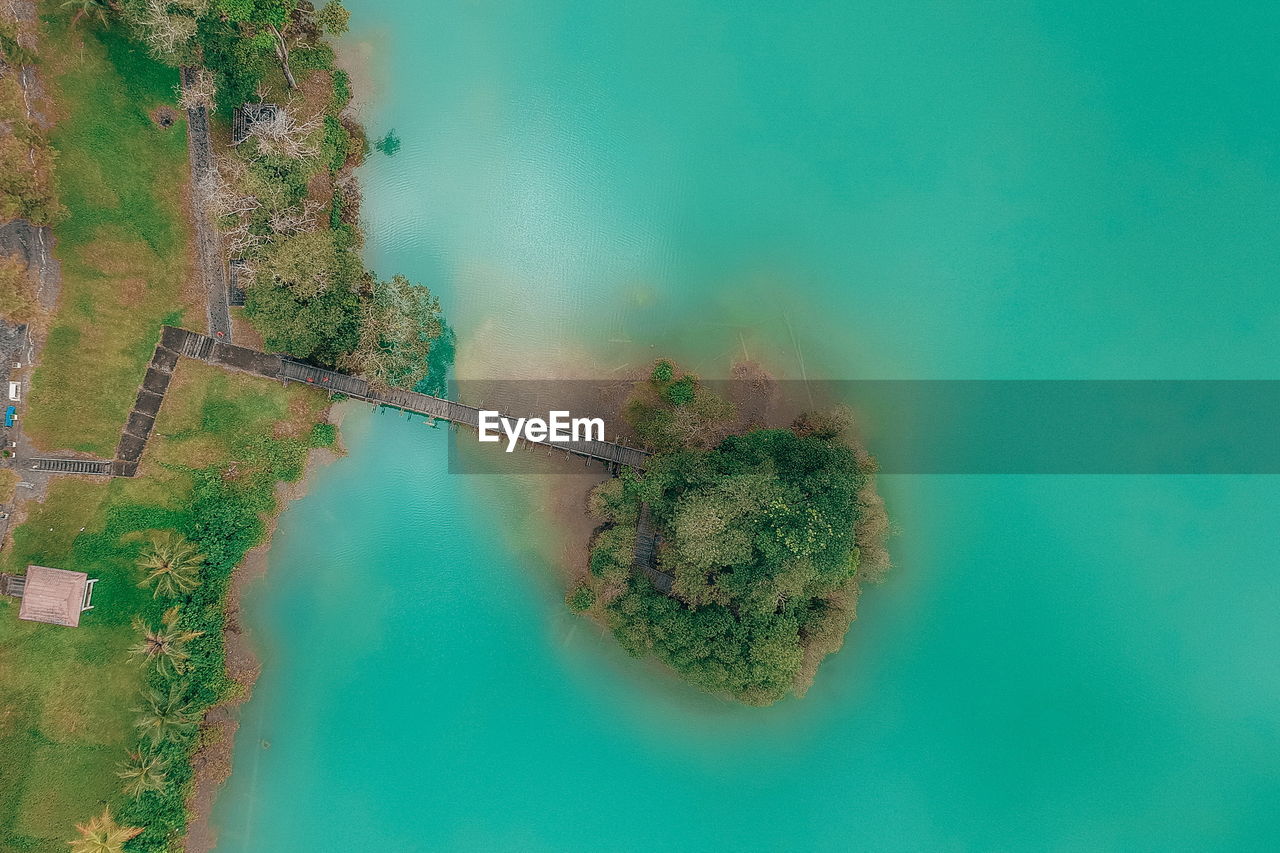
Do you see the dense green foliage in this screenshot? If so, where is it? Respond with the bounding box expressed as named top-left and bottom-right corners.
top-left (582, 363), bottom-right (885, 705)
top-left (109, 408), bottom-right (315, 850)
top-left (111, 0), bottom-right (452, 391)
top-left (566, 583), bottom-right (596, 613)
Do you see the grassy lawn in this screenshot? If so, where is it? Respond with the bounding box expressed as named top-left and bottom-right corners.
top-left (23, 12), bottom-right (196, 456)
top-left (0, 360), bottom-right (330, 851)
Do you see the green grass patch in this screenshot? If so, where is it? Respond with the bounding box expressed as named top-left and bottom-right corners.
top-left (0, 360), bottom-right (329, 851)
top-left (23, 15), bottom-right (193, 455)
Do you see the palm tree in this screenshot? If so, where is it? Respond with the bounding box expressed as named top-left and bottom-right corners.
top-left (60, 0), bottom-right (110, 28)
top-left (117, 749), bottom-right (168, 797)
top-left (128, 606), bottom-right (203, 678)
top-left (137, 531), bottom-right (204, 599)
top-left (134, 682), bottom-right (200, 748)
top-left (69, 806), bottom-right (142, 853)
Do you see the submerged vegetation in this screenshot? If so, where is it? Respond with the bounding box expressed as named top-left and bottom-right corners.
top-left (374, 128), bottom-right (400, 156)
top-left (580, 361), bottom-right (889, 705)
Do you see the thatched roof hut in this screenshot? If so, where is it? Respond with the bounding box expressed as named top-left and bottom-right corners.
top-left (5, 565), bottom-right (98, 627)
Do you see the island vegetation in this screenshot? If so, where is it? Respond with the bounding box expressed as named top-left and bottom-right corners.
top-left (575, 360), bottom-right (890, 705)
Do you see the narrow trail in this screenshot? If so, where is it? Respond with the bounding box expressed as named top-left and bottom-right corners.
top-left (179, 67), bottom-right (232, 341)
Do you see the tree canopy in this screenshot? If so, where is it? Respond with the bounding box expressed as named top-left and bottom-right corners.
top-left (581, 363), bottom-right (886, 705)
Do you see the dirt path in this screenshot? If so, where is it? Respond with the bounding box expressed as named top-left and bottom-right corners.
top-left (179, 67), bottom-right (232, 341)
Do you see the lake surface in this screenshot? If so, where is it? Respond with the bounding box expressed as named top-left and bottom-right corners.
top-left (212, 2), bottom-right (1280, 850)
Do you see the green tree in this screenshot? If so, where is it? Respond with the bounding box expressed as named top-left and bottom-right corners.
top-left (316, 0), bottom-right (350, 35)
top-left (244, 278), bottom-right (361, 363)
top-left (117, 750), bottom-right (169, 797)
top-left (586, 386), bottom-right (879, 705)
top-left (340, 274), bottom-right (444, 389)
top-left (134, 682), bottom-right (201, 748)
top-left (69, 807), bottom-right (142, 853)
top-left (256, 230), bottom-right (345, 300)
top-left (566, 583), bottom-right (596, 612)
top-left (128, 606), bottom-right (203, 677)
top-left (137, 531), bottom-right (205, 598)
top-left (208, 0), bottom-right (300, 87)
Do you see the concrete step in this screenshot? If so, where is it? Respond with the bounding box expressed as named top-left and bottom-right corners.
top-left (30, 457), bottom-right (113, 475)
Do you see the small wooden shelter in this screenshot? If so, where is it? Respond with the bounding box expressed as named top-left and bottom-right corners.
top-left (231, 103), bottom-right (279, 145)
top-left (2, 565), bottom-right (98, 627)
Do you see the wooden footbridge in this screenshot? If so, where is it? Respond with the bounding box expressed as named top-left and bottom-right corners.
top-left (34, 327), bottom-right (650, 478)
top-left (633, 503), bottom-right (674, 594)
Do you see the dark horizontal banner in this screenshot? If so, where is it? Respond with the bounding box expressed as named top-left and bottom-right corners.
top-left (427, 380), bottom-right (1280, 475)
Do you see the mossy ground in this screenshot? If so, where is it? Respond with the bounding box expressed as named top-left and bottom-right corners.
top-left (23, 11), bottom-right (197, 455)
top-left (0, 360), bottom-right (329, 851)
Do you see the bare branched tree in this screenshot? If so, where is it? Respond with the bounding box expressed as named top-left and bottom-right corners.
top-left (139, 0), bottom-right (198, 62)
top-left (268, 201), bottom-right (322, 236)
top-left (224, 222), bottom-right (265, 257)
top-left (176, 67), bottom-right (217, 112)
top-left (231, 259), bottom-right (257, 285)
top-left (247, 107), bottom-right (322, 161)
top-left (340, 274), bottom-right (442, 389)
top-left (197, 164), bottom-right (260, 221)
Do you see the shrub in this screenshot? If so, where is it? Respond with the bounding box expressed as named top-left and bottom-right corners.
top-left (291, 42), bottom-right (335, 72)
top-left (0, 253), bottom-right (36, 323)
top-left (664, 376), bottom-right (695, 406)
top-left (330, 68), bottom-right (353, 111)
top-left (567, 583), bottom-right (596, 613)
top-left (323, 114), bottom-right (349, 171)
top-left (650, 359), bottom-right (674, 384)
top-left (309, 422), bottom-right (336, 447)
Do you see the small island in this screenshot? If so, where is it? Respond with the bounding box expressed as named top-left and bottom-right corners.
top-left (570, 360), bottom-right (890, 705)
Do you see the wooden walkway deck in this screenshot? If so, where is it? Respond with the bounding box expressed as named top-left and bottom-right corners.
top-left (633, 503), bottom-right (674, 594)
top-left (102, 327), bottom-right (651, 477)
top-left (269, 346), bottom-right (650, 469)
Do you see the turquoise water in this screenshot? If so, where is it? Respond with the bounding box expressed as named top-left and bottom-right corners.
top-left (212, 2), bottom-right (1280, 850)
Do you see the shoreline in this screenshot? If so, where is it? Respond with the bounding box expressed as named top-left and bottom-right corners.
top-left (508, 347), bottom-right (890, 702)
top-left (178, 28), bottom-right (397, 851)
top-left (182, 402), bottom-right (350, 853)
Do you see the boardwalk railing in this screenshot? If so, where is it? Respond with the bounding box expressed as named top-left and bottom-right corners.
top-left (103, 327), bottom-right (651, 477)
top-left (265, 343), bottom-right (649, 469)
top-left (633, 503), bottom-right (674, 594)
